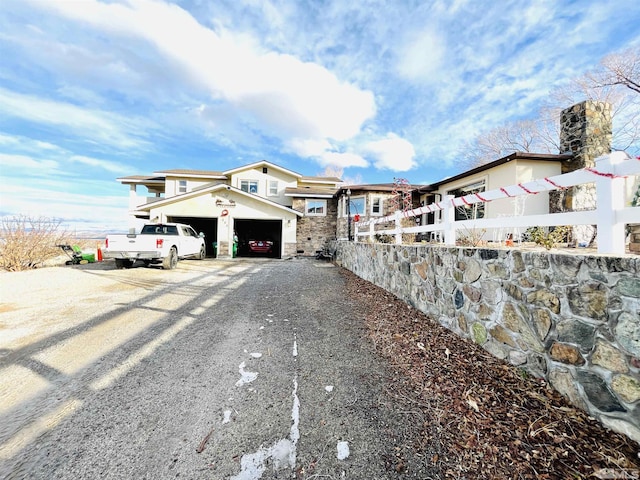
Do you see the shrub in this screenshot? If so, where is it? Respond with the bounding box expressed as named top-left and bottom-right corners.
top-left (456, 227), bottom-right (487, 247)
top-left (0, 215), bottom-right (70, 271)
top-left (526, 226), bottom-right (571, 250)
top-left (374, 233), bottom-right (394, 243)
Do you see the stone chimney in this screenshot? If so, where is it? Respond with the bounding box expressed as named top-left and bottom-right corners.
top-left (550, 101), bottom-right (612, 245)
top-left (559, 100), bottom-right (612, 172)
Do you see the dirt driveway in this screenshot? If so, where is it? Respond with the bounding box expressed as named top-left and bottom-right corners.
top-left (0, 258), bottom-right (435, 479)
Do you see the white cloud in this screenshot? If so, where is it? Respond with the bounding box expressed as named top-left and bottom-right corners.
top-left (0, 133), bottom-right (133, 176)
top-left (0, 153), bottom-right (59, 172)
top-left (6, 0), bottom-right (639, 185)
top-left (0, 88), bottom-right (151, 151)
top-left (287, 138), bottom-right (333, 158)
top-left (69, 155), bottom-right (129, 174)
top-left (0, 183), bottom-right (129, 231)
top-left (34, 0), bottom-right (376, 143)
top-left (397, 29), bottom-right (445, 82)
top-left (318, 151), bottom-right (368, 169)
top-left (363, 134), bottom-right (416, 171)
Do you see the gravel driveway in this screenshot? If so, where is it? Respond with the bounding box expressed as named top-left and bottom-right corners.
top-left (0, 258), bottom-right (434, 479)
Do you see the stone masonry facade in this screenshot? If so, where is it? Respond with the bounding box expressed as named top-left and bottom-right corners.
top-left (293, 198), bottom-right (338, 255)
top-left (552, 100), bottom-right (613, 246)
top-left (336, 192), bottom-right (398, 240)
top-left (337, 241), bottom-right (640, 443)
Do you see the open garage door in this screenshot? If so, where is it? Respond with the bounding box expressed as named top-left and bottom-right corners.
top-left (234, 219), bottom-right (282, 259)
top-left (167, 216), bottom-right (218, 257)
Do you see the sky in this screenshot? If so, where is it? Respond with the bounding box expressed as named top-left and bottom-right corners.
top-left (1, 0), bottom-right (639, 232)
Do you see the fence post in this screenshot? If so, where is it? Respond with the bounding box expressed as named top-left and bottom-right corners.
top-left (369, 221), bottom-right (374, 241)
top-left (443, 195), bottom-right (456, 246)
top-left (596, 155), bottom-right (626, 254)
top-left (395, 211), bottom-right (402, 244)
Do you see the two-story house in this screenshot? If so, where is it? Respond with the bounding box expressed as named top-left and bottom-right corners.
top-left (116, 160), bottom-right (341, 258)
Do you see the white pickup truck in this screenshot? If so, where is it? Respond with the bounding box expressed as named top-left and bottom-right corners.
top-left (104, 223), bottom-right (206, 269)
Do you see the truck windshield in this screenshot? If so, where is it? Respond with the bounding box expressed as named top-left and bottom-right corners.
top-left (141, 225), bottom-right (179, 235)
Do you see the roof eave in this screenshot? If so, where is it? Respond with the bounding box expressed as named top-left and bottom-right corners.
top-left (418, 152), bottom-right (573, 193)
top-left (134, 183), bottom-right (304, 217)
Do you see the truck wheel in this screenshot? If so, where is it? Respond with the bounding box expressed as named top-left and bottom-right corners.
top-left (163, 247), bottom-right (178, 270)
top-left (116, 259), bottom-right (133, 269)
top-left (197, 245), bottom-right (206, 260)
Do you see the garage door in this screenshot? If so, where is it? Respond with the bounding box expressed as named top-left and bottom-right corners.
top-left (234, 219), bottom-right (282, 259)
top-left (167, 216), bottom-right (218, 257)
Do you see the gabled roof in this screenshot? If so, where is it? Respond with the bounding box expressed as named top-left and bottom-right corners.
top-left (416, 151), bottom-right (573, 193)
top-left (223, 160), bottom-right (302, 179)
top-left (134, 183), bottom-right (304, 217)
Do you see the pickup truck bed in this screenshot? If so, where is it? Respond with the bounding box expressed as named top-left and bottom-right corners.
top-left (104, 223), bottom-right (206, 269)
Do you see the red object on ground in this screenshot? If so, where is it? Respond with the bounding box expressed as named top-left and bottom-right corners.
top-left (97, 247), bottom-right (103, 262)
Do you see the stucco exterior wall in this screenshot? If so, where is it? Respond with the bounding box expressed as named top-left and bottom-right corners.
top-left (149, 191), bottom-right (298, 257)
top-left (164, 177), bottom-right (221, 197)
top-left (423, 160), bottom-right (562, 241)
top-left (229, 167), bottom-right (297, 207)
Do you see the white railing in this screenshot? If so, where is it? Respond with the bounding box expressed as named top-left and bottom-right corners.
top-left (354, 152), bottom-right (640, 255)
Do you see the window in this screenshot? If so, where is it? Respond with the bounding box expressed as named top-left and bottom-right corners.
top-left (448, 180), bottom-right (486, 221)
top-left (182, 226), bottom-right (198, 237)
top-left (305, 199), bottom-right (327, 216)
top-left (344, 196), bottom-right (365, 217)
top-left (178, 180), bottom-right (187, 193)
top-left (240, 180), bottom-right (259, 194)
top-left (371, 197), bottom-right (382, 216)
top-left (268, 180), bottom-right (278, 196)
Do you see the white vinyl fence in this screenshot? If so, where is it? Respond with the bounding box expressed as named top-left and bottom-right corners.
top-left (354, 152), bottom-right (640, 255)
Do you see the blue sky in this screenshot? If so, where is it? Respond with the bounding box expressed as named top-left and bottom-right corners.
top-left (1, 0), bottom-right (639, 231)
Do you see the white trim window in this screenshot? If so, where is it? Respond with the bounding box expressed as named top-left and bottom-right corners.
top-left (371, 196), bottom-right (383, 216)
top-left (178, 180), bottom-right (187, 193)
top-left (343, 196), bottom-right (365, 217)
top-left (268, 180), bottom-right (278, 196)
top-left (305, 199), bottom-right (327, 216)
top-left (448, 180), bottom-right (486, 220)
top-left (240, 179), bottom-right (259, 194)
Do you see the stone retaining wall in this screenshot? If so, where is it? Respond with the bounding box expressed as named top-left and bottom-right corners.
top-left (336, 241), bottom-right (640, 443)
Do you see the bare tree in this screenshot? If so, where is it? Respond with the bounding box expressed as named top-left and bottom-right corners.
top-left (0, 215), bottom-right (70, 271)
top-left (586, 47), bottom-right (640, 94)
top-left (320, 165), bottom-right (344, 179)
top-left (548, 48), bottom-right (640, 153)
top-left (462, 48), bottom-right (640, 168)
top-left (460, 119), bottom-right (556, 168)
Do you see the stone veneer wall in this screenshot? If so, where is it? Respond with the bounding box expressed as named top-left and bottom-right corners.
top-left (292, 198), bottom-right (338, 255)
top-left (336, 192), bottom-right (398, 240)
top-left (336, 241), bottom-right (640, 442)
top-left (552, 100), bottom-right (612, 246)
top-left (631, 225), bottom-right (640, 254)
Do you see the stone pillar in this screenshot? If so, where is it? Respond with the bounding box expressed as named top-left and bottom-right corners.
top-left (630, 225), bottom-right (640, 253)
top-left (550, 101), bottom-right (612, 245)
top-left (631, 183), bottom-right (640, 254)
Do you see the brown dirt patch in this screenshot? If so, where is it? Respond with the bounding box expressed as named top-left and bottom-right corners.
top-left (342, 268), bottom-right (640, 479)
